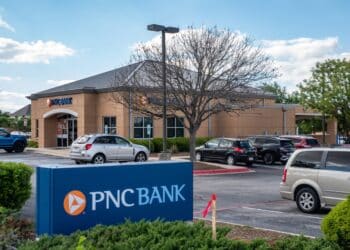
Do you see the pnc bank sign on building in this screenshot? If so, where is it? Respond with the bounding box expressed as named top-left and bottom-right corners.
top-left (28, 60), bottom-right (304, 148)
top-left (36, 161), bottom-right (193, 235)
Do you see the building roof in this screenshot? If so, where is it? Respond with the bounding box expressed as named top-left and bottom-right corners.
top-left (11, 104), bottom-right (31, 117)
top-left (28, 60), bottom-right (275, 100)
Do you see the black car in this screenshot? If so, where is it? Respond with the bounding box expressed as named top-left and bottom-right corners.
top-left (195, 138), bottom-right (257, 166)
top-left (247, 136), bottom-right (295, 165)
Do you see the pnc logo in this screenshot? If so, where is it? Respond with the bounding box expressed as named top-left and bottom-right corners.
top-left (63, 190), bottom-right (86, 216)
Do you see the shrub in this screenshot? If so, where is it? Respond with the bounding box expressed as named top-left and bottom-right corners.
top-left (130, 138), bottom-right (154, 152)
top-left (196, 137), bottom-right (212, 146)
top-left (0, 162), bottom-right (33, 210)
top-left (27, 140), bottom-right (38, 148)
top-left (274, 236), bottom-right (340, 250)
top-left (322, 196), bottom-right (350, 249)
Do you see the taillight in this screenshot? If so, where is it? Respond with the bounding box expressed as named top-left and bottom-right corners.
top-left (282, 167), bottom-right (287, 183)
top-left (233, 147), bottom-right (244, 153)
top-left (85, 144), bottom-right (92, 150)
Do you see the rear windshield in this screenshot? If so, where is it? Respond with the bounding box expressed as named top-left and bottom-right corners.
top-left (238, 140), bottom-right (253, 149)
top-left (306, 139), bottom-right (319, 146)
top-left (280, 140), bottom-right (294, 148)
top-left (76, 135), bottom-right (91, 144)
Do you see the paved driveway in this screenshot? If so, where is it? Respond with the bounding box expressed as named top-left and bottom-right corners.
top-left (0, 150), bottom-right (327, 237)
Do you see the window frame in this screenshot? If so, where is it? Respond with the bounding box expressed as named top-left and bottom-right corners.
top-left (102, 116), bottom-right (117, 134)
top-left (166, 117), bottom-right (185, 138)
top-left (133, 116), bottom-right (153, 139)
top-left (35, 119), bottom-right (39, 138)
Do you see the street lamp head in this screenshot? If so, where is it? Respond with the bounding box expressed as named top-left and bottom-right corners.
top-left (147, 24), bottom-right (165, 32)
top-left (147, 24), bottom-right (179, 34)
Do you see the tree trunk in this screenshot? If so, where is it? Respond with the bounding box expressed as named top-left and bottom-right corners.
top-left (189, 127), bottom-right (198, 162)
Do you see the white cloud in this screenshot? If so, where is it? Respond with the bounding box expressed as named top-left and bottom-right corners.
top-left (262, 37), bottom-right (350, 91)
top-left (135, 30), bottom-right (350, 92)
top-left (47, 79), bottom-right (74, 85)
top-left (0, 37), bottom-right (74, 64)
top-left (0, 76), bottom-right (13, 81)
top-left (0, 16), bottom-right (15, 32)
top-left (0, 90), bottom-right (29, 112)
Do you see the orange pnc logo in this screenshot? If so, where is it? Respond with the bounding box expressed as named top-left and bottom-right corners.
top-left (63, 190), bottom-right (86, 216)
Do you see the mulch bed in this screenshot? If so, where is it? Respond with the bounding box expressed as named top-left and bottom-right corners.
top-left (194, 161), bottom-right (226, 170)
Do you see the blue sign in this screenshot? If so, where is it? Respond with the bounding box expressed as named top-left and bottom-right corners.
top-left (36, 161), bottom-right (193, 235)
top-left (48, 97), bottom-right (72, 107)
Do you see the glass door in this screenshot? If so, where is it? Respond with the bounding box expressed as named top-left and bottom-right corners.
top-left (67, 118), bottom-right (77, 146)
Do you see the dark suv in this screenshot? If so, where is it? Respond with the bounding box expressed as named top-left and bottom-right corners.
top-left (0, 128), bottom-right (27, 153)
top-left (280, 135), bottom-right (320, 149)
top-left (195, 138), bottom-right (257, 166)
top-left (247, 136), bottom-right (295, 165)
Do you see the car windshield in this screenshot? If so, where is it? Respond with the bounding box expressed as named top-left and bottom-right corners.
top-left (280, 140), bottom-right (294, 148)
top-left (238, 140), bottom-right (253, 149)
top-left (76, 135), bottom-right (91, 144)
top-left (306, 139), bottom-right (319, 146)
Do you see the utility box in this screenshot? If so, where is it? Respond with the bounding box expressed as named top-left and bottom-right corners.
top-left (36, 161), bottom-right (193, 235)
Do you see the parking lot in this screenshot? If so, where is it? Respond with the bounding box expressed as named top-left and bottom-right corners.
top-left (0, 150), bottom-right (328, 237)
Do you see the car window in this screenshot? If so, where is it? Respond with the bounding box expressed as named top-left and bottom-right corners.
top-left (0, 129), bottom-right (8, 136)
top-left (116, 137), bottom-right (130, 146)
top-left (266, 138), bottom-right (277, 144)
top-left (306, 139), bottom-right (319, 146)
top-left (77, 135), bottom-right (91, 144)
top-left (291, 151), bottom-right (323, 169)
top-left (290, 138), bottom-right (301, 143)
top-left (254, 138), bottom-right (265, 144)
top-left (325, 151), bottom-right (350, 171)
top-left (238, 140), bottom-right (252, 149)
top-left (280, 140), bottom-right (294, 148)
top-left (94, 136), bottom-right (113, 144)
top-left (206, 139), bottom-right (219, 148)
top-left (219, 139), bottom-right (232, 148)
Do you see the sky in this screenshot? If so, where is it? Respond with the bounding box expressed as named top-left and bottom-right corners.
top-left (0, 0), bottom-right (349, 112)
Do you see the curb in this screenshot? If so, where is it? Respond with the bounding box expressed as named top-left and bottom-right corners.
top-left (194, 168), bottom-right (253, 176)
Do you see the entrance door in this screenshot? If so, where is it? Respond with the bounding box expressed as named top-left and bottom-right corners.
top-left (67, 118), bottom-right (77, 146)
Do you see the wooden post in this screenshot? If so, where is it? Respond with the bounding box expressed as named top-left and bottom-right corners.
top-left (212, 194), bottom-right (217, 240)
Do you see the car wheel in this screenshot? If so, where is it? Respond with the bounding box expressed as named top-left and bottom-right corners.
top-left (296, 187), bottom-right (320, 213)
top-left (226, 155), bottom-right (235, 165)
top-left (5, 148), bottom-right (13, 153)
top-left (195, 152), bottom-right (202, 161)
top-left (135, 152), bottom-right (147, 162)
top-left (246, 161), bottom-right (253, 167)
top-left (263, 152), bottom-right (274, 165)
top-left (75, 160), bottom-right (81, 164)
top-left (92, 154), bottom-right (105, 164)
top-left (13, 141), bottom-right (25, 153)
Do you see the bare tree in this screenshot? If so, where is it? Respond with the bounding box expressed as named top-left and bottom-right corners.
top-left (110, 27), bottom-right (276, 161)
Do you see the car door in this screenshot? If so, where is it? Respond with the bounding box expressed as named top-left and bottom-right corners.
top-left (318, 151), bottom-right (350, 205)
top-left (216, 139), bottom-right (233, 161)
top-left (94, 136), bottom-right (118, 161)
top-left (0, 129), bottom-right (12, 147)
top-left (115, 136), bottom-right (134, 161)
top-left (201, 139), bottom-right (220, 160)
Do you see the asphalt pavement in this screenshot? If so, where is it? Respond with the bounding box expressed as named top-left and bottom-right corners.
top-left (0, 150), bottom-right (327, 237)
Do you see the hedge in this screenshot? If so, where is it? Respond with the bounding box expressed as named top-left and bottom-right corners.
top-left (322, 196), bottom-right (350, 249)
top-left (0, 162), bottom-right (33, 210)
top-left (130, 137), bottom-right (212, 153)
top-left (27, 140), bottom-right (38, 148)
top-left (19, 220), bottom-right (340, 250)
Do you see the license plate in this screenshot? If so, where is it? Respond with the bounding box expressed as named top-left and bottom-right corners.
top-left (249, 157), bottom-right (254, 161)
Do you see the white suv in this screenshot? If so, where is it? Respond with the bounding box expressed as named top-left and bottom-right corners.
top-left (69, 134), bottom-right (150, 164)
top-left (280, 148), bottom-right (350, 213)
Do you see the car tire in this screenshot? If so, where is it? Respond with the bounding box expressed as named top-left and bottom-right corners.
top-left (5, 148), bottom-right (13, 153)
top-left (13, 141), bottom-right (25, 153)
top-left (246, 161), bottom-right (253, 167)
top-left (263, 152), bottom-right (275, 165)
top-left (75, 160), bottom-right (82, 164)
top-left (195, 152), bottom-right (202, 161)
top-left (135, 152), bottom-right (147, 162)
top-left (92, 154), bottom-right (106, 164)
top-left (226, 155), bottom-right (236, 165)
top-left (296, 187), bottom-right (320, 213)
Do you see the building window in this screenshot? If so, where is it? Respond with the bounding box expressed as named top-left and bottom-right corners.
top-left (35, 119), bottom-right (39, 138)
top-left (103, 116), bottom-right (116, 134)
top-left (134, 116), bottom-right (153, 138)
top-left (167, 117), bottom-right (184, 138)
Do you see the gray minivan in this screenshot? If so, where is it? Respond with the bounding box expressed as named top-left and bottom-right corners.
top-left (280, 148), bottom-right (350, 213)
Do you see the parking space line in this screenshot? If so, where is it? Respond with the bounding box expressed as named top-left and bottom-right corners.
top-left (241, 206), bottom-right (323, 220)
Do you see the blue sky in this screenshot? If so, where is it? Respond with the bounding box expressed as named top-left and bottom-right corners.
top-left (1, 0), bottom-right (349, 112)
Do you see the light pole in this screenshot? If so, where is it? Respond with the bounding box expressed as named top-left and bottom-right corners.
top-left (147, 24), bottom-right (179, 156)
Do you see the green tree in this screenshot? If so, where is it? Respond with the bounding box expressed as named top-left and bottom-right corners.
top-left (260, 82), bottom-right (300, 104)
top-left (299, 59), bottom-right (350, 136)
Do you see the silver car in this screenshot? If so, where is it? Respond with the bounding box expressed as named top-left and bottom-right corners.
top-left (280, 148), bottom-right (350, 213)
top-left (69, 134), bottom-right (150, 164)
